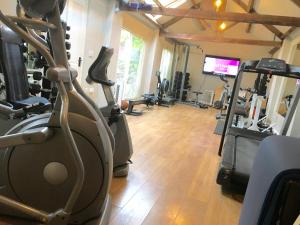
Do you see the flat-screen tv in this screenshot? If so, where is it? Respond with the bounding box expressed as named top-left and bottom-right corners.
top-left (203, 55), bottom-right (240, 77)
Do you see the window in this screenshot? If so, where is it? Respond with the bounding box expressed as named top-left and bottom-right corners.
top-left (145, 0), bottom-right (187, 20)
top-left (145, 0), bottom-right (187, 7)
top-left (159, 49), bottom-right (172, 80)
top-left (116, 29), bottom-right (145, 100)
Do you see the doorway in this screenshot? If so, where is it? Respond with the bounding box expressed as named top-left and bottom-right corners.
top-left (116, 29), bottom-right (145, 100)
top-left (61, 0), bottom-right (88, 83)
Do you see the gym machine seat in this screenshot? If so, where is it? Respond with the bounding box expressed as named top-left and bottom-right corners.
top-left (0, 25), bottom-right (50, 110)
top-left (217, 58), bottom-right (300, 194)
top-left (239, 136), bottom-right (300, 225)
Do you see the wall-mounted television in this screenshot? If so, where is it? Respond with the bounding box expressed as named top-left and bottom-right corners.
top-left (203, 55), bottom-right (240, 77)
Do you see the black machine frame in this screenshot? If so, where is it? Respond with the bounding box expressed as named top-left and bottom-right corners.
top-left (219, 59), bottom-right (300, 156)
top-left (217, 59), bottom-right (300, 194)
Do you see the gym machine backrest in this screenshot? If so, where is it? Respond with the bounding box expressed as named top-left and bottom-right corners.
top-left (239, 136), bottom-right (300, 225)
top-left (0, 25), bottom-right (49, 109)
top-left (0, 25), bottom-right (29, 102)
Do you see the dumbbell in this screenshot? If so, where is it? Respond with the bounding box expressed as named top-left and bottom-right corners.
top-left (33, 71), bottom-right (43, 81)
top-left (65, 42), bottom-right (71, 50)
top-left (20, 44), bottom-right (28, 53)
top-left (29, 83), bottom-right (41, 95)
top-left (35, 57), bottom-right (47, 68)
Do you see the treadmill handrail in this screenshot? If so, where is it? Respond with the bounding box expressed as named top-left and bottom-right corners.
top-left (218, 64), bottom-right (244, 156)
top-left (241, 60), bottom-right (300, 78)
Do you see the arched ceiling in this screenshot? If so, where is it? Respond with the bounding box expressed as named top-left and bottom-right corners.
top-left (121, 0), bottom-right (300, 54)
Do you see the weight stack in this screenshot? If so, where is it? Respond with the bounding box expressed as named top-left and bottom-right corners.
top-left (172, 71), bottom-right (191, 101)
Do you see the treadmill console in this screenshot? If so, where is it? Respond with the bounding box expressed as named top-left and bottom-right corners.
top-left (256, 58), bottom-right (287, 73)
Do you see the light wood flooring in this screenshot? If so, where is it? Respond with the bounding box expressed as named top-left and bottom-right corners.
top-left (109, 104), bottom-right (242, 225)
top-left (0, 104), bottom-right (242, 225)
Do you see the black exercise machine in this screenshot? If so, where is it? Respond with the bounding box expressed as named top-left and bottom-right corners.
top-left (217, 58), bottom-right (300, 194)
top-left (156, 71), bottom-right (176, 107)
top-left (126, 71), bottom-right (174, 116)
top-left (126, 97), bottom-right (155, 116)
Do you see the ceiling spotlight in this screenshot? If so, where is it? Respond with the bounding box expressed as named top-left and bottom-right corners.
top-left (214, 0), bottom-right (222, 10)
top-left (219, 22), bottom-right (227, 30)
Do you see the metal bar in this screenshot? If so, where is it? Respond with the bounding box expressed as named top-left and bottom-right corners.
top-left (0, 10), bottom-right (55, 67)
top-left (72, 79), bottom-right (116, 151)
top-left (0, 104), bottom-right (24, 117)
top-left (0, 196), bottom-right (49, 223)
top-left (170, 43), bottom-right (177, 95)
top-left (57, 79), bottom-right (85, 214)
top-left (7, 16), bottom-right (57, 31)
top-left (281, 86), bottom-right (300, 135)
top-left (179, 45), bottom-right (190, 102)
top-left (0, 127), bottom-right (52, 149)
top-left (218, 65), bottom-right (244, 156)
top-left (27, 29), bottom-right (49, 48)
top-left (47, 5), bottom-right (85, 215)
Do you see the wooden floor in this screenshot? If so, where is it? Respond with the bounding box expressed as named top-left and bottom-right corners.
top-left (0, 104), bottom-right (242, 225)
top-left (109, 104), bottom-right (242, 225)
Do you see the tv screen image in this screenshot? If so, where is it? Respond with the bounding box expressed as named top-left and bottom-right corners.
top-left (203, 55), bottom-right (240, 77)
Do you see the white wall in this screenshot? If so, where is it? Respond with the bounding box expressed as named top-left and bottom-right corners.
top-left (81, 0), bottom-right (114, 106)
top-left (1, 1), bottom-right (17, 16)
top-left (185, 42), bottom-right (270, 92)
top-left (266, 28), bottom-right (300, 136)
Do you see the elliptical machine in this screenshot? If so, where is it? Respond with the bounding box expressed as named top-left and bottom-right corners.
top-left (0, 1), bottom-right (113, 224)
top-left (86, 47), bottom-right (133, 177)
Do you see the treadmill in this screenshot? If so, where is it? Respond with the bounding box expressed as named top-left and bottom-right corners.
top-left (217, 58), bottom-right (300, 194)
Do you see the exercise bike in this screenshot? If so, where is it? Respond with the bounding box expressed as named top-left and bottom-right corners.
top-left (86, 46), bottom-right (133, 177)
top-left (0, 1), bottom-right (113, 225)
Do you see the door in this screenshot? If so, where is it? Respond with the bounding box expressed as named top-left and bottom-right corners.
top-left (62, 0), bottom-right (88, 84)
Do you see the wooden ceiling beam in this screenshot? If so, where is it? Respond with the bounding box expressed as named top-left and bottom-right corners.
top-left (152, 0), bottom-right (164, 9)
top-left (247, 0), bottom-right (255, 12)
top-left (269, 47), bottom-right (280, 55)
top-left (232, 0), bottom-right (284, 39)
top-left (141, 14), bottom-right (164, 30)
top-left (162, 2), bottom-right (202, 29)
top-left (121, 7), bottom-right (300, 27)
top-left (246, 0), bottom-right (255, 33)
top-left (162, 17), bottom-right (183, 29)
top-left (190, 0), bottom-right (206, 30)
top-left (160, 32), bottom-right (282, 47)
top-left (282, 26), bottom-right (298, 38)
top-left (223, 22), bottom-right (239, 31)
top-left (268, 27), bottom-right (297, 55)
top-left (291, 0), bottom-right (300, 7)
